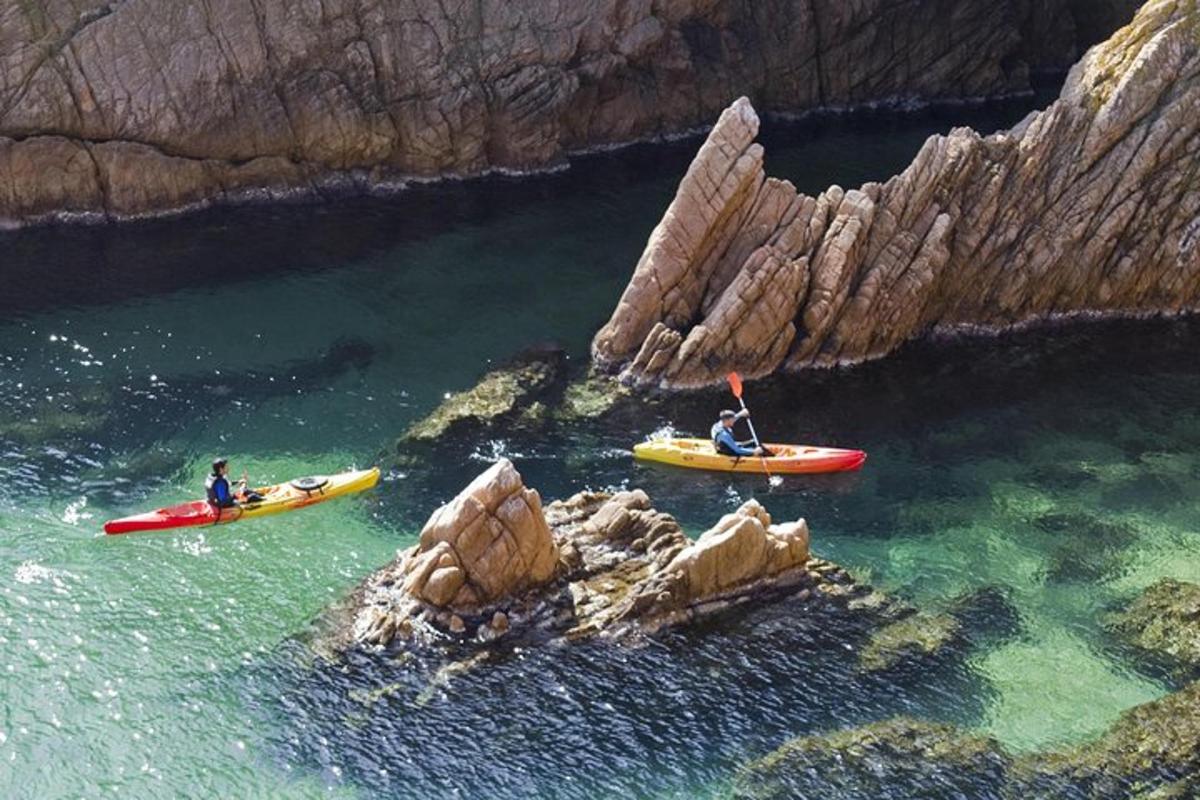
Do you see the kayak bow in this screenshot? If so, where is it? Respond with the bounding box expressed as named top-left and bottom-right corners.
top-left (103, 467), bottom-right (380, 535)
top-left (633, 439), bottom-right (865, 475)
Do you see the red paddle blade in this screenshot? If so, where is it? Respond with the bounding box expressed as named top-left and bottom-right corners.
top-left (727, 372), bottom-right (743, 399)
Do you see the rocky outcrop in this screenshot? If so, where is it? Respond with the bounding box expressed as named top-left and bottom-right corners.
top-left (1107, 578), bottom-right (1200, 675)
top-left (0, 0), bottom-right (1138, 226)
top-left (592, 0), bottom-right (1200, 389)
top-left (342, 458), bottom-right (890, 651)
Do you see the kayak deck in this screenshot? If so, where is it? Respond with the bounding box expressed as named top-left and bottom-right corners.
top-left (103, 467), bottom-right (381, 534)
top-left (633, 439), bottom-right (865, 475)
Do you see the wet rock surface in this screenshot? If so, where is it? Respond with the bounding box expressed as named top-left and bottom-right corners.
top-left (0, 0), bottom-right (1138, 225)
top-left (592, 0), bottom-right (1200, 389)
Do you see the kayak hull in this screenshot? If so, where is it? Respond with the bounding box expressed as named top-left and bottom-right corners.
top-left (103, 467), bottom-right (381, 535)
top-left (633, 439), bottom-right (865, 475)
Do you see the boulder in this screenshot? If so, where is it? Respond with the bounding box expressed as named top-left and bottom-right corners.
top-left (395, 459), bottom-right (560, 612)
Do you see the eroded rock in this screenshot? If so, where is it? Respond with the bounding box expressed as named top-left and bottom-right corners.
top-left (593, 0), bottom-right (1200, 389)
top-left (376, 459), bottom-right (559, 614)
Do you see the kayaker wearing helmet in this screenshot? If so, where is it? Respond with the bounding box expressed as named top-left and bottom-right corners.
top-left (711, 409), bottom-right (770, 457)
top-left (205, 458), bottom-right (262, 508)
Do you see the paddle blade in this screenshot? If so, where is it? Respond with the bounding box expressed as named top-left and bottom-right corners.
top-left (727, 372), bottom-right (743, 399)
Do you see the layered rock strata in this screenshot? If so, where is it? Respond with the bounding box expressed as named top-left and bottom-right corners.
top-left (343, 458), bottom-right (889, 650)
top-left (592, 0), bottom-right (1200, 389)
top-left (0, 0), bottom-right (1138, 225)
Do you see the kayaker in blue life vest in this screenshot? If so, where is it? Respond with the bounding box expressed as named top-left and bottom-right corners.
top-left (712, 409), bottom-right (770, 457)
top-left (205, 458), bottom-right (262, 508)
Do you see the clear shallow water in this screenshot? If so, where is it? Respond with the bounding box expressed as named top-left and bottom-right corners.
top-left (3, 92), bottom-right (1198, 798)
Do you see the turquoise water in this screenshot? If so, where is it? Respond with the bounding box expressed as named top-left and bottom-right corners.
top-left (3, 93), bottom-right (1198, 798)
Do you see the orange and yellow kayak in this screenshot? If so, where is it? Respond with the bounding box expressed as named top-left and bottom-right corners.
top-left (634, 439), bottom-right (865, 475)
top-left (103, 467), bottom-right (380, 535)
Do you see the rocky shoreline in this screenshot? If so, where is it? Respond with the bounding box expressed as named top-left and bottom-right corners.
top-left (0, 0), bottom-right (1140, 227)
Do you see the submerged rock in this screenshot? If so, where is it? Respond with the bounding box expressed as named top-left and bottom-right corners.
top-left (733, 717), bottom-right (1011, 800)
top-left (1036, 512), bottom-right (1139, 584)
top-left (1013, 681), bottom-right (1200, 797)
top-left (857, 611), bottom-right (963, 675)
top-left (592, 0), bottom-right (1200, 389)
top-left (854, 586), bottom-right (1021, 675)
top-left (1106, 579), bottom-right (1200, 675)
top-left (400, 345), bottom-right (567, 445)
top-left (0, 1), bottom-right (1138, 226)
top-left (732, 677), bottom-right (1200, 800)
top-left (333, 458), bottom-right (891, 652)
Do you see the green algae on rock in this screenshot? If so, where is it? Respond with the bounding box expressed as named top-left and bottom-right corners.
top-left (1107, 579), bottom-right (1200, 675)
top-left (857, 611), bottom-right (964, 674)
top-left (1012, 681), bottom-right (1200, 797)
top-left (733, 717), bottom-right (1011, 800)
top-left (400, 346), bottom-right (567, 444)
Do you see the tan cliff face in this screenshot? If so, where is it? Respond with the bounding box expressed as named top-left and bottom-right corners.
top-left (0, 0), bottom-right (1137, 225)
top-left (592, 0), bottom-right (1200, 389)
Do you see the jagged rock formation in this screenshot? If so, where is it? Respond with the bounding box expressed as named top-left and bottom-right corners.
top-left (0, 0), bottom-right (1137, 226)
top-left (343, 458), bottom-right (888, 650)
top-left (592, 0), bottom-right (1200, 389)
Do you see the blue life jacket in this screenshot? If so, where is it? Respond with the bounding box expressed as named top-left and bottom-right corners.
top-left (711, 421), bottom-right (755, 457)
top-left (205, 473), bottom-right (235, 508)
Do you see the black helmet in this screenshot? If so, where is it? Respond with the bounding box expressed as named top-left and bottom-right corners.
top-left (212, 457), bottom-right (228, 474)
top-left (719, 409), bottom-right (738, 420)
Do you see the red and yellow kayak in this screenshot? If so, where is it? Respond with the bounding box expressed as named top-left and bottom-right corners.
top-left (103, 467), bottom-right (380, 535)
top-left (634, 439), bottom-right (865, 475)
